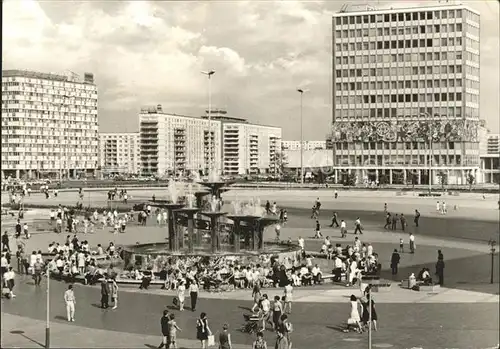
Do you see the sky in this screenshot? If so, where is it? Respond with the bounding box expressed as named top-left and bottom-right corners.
top-left (3, 0), bottom-right (499, 140)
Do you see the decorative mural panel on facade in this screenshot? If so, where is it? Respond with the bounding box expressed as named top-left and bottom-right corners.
top-left (331, 120), bottom-right (478, 143)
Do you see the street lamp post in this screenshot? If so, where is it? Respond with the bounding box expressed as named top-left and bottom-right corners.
top-left (45, 267), bottom-right (50, 349)
top-left (297, 89), bottom-right (305, 184)
top-left (488, 239), bottom-right (497, 284)
top-left (201, 70), bottom-right (215, 178)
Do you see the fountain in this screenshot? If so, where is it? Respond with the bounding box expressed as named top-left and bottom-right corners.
top-left (174, 183), bottom-right (201, 253)
top-left (122, 177), bottom-right (300, 272)
top-left (198, 169), bottom-right (235, 199)
top-left (149, 179), bottom-right (185, 251)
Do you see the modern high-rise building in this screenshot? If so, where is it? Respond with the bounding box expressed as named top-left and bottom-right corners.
top-left (139, 105), bottom-right (222, 177)
top-left (1, 69), bottom-right (99, 179)
top-left (331, 3), bottom-right (480, 185)
top-left (99, 132), bottom-right (140, 176)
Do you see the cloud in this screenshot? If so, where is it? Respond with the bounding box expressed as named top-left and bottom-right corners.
top-left (2, 0), bottom-right (499, 137)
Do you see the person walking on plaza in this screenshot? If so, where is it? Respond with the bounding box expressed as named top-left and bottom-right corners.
top-left (158, 310), bottom-right (171, 349)
top-left (168, 314), bottom-right (182, 349)
top-left (414, 210), bottom-right (421, 227)
top-left (399, 238), bottom-right (404, 253)
top-left (354, 218), bottom-right (363, 235)
top-left (400, 214), bottom-right (407, 232)
top-left (3, 267), bottom-right (16, 298)
top-left (100, 277), bottom-right (110, 309)
top-left (435, 255), bottom-right (445, 286)
top-left (340, 220), bottom-right (347, 238)
top-left (218, 323), bottom-right (232, 349)
top-left (409, 233), bottom-right (416, 254)
top-left (189, 279), bottom-right (199, 311)
top-left (383, 213), bottom-right (391, 230)
top-left (314, 220), bottom-right (322, 239)
top-left (111, 277), bottom-right (119, 309)
top-left (274, 330), bottom-right (289, 349)
top-left (283, 281), bottom-right (293, 314)
top-left (2, 231), bottom-right (10, 252)
top-left (329, 212), bottom-right (339, 228)
top-left (390, 249), bottom-right (400, 275)
top-left (391, 214), bottom-right (398, 231)
top-left (252, 331), bottom-right (268, 349)
top-left (33, 258), bottom-right (44, 286)
top-left (196, 312), bottom-right (212, 349)
top-left (64, 284), bottom-right (76, 321)
top-left (177, 280), bottom-right (186, 311)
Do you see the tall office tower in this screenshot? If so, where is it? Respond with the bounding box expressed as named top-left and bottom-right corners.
top-left (99, 132), bottom-right (141, 176)
top-left (139, 105), bottom-right (222, 177)
top-left (2, 70), bottom-right (99, 179)
top-left (331, 3), bottom-right (480, 185)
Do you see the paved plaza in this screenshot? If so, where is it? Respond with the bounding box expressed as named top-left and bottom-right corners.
top-left (1, 188), bottom-right (499, 348)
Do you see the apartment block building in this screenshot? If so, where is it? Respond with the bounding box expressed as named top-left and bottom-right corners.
top-left (139, 105), bottom-right (222, 176)
top-left (480, 133), bottom-right (500, 184)
top-left (201, 109), bottom-right (281, 176)
top-left (282, 141), bottom-right (326, 151)
top-left (99, 132), bottom-right (140, 176)
top-left (1, 69), bottom-right (99, 179)
top-left (331, 3), bottom-right (480, 185)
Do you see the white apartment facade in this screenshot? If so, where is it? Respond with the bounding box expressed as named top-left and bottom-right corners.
top-left (139, 105), bottom-right (222, 176)
top-left (479, 133), bottom-right (500, 184)
top-left (282, 141), bottom-right (326, 151)
top-left (331, 3), bottom-right (480, 186)
top-left (1, 70), bottom-right (99, 179)
top-left (222, 122), bottom-right (282, 175)
top-left (99, 132), bottom-right (140, 176)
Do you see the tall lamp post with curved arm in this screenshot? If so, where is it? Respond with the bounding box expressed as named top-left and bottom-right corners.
top-left (297, 89), bottom-right (307, 184)
top-left (201, 70), bottom-right (215, 178)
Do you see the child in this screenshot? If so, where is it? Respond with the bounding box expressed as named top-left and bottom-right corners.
top-left (168, 314), bottom-right (182, 348)
top-left (399, 238), bottom-right (404, 253)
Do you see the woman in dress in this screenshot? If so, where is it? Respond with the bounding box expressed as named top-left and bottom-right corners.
top-left (111, 277), bottom-right (119, 310)
top-left (196, 312), bottom-right (211, 349)
top-left (177, 280), bottom-right (186, 311)
top-left (361, 294), bottom-right (378, 331)
top-left (343, 294), bottom-right (362, 333)
top-left (251, 281), bottom-right (262, 313)
top-left (283, 281), bottom-right (293, 314)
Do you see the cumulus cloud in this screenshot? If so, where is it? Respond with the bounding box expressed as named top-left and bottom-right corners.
top-left (2, 0), bottom-right (499, 136)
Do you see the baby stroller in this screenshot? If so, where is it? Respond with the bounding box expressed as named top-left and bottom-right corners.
top-left (240, 313), bottom-right (261, 334)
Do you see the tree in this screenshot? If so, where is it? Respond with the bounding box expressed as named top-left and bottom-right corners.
top-left (273, 151), bottom-right (288, 178)
top-left (467, 172), bottom-right (475, 191)
top-left (437, 171), bottom-right (448, 191)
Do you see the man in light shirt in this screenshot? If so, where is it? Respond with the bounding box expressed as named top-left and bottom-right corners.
top-left (297, 237), bottom-right (304, 250)
top-left (340, 220), bottom-right (347, 238)
top-left (260, 294), bottom-right (272, 331)
top-left (311, 264), bottom-right (322, 284)
top-left (409, 233), bottom-right (416, 254)
top-left (64, 284), bottom-right (76, 321)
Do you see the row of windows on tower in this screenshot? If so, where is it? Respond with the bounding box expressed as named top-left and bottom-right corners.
top-left (336, 93), bottom-right (464, 104)
top-left (334, 106), bottom-right (479, 119)
top-left (335, 23), bottom-right (463, 39)
top-left (334, 51), bottom-right (481, 65)
top-left (335, 65), bottom-right (464, 78)
top-left (334, 9), bottom-right (466, 26)
top-left (335, 78), bottom-right (481, 91)
top-left (336, 37), bottom-right (464, 52)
